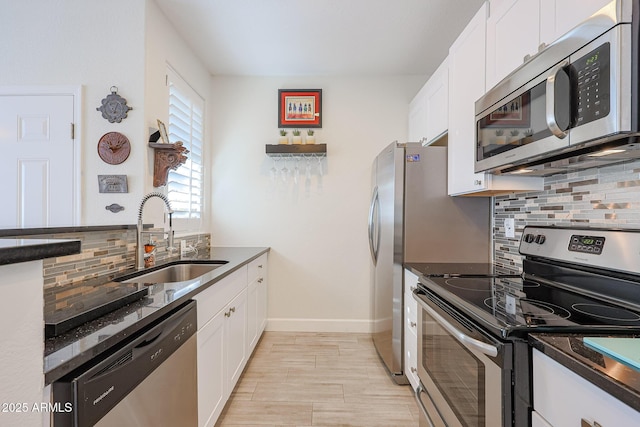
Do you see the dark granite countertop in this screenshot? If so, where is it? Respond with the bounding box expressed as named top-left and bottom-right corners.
top-left (530, 333), bottom-right (640, 412)
top-left (0, 238), bottom-right (81, 266)
top-left (0, 224), bottom-right (138, 238)
top-left (44, 246), bottom-right (269, 385)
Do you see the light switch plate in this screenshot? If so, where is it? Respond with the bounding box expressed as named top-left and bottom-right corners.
top-left (504, 218), bottom-right (515, 238)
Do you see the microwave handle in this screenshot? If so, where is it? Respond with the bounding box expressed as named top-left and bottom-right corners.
top-left (545, 60), bottom-right (570, 139)
top-left (414, 290), bottom-right (499, 357)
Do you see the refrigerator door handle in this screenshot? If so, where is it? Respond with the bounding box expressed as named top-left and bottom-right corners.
top-left (368, 186), bottom-right (380, 264)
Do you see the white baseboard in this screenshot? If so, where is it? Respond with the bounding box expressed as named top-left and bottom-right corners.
top-left (265, 318), bottom-right (373, 333)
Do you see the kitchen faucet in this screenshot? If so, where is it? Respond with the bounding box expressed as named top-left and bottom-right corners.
top-left (137, 192), bottom-right (175, 269)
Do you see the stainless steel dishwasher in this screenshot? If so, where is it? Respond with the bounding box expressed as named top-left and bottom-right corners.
top-left (52, 300), bottom-right (198, 427)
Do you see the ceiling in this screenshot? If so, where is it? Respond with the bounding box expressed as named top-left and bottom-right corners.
top-left (154, 0), bottom-right (485, 77)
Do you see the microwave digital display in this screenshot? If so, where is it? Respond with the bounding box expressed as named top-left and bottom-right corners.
top-left (573, 42), bottom-right (610, 127)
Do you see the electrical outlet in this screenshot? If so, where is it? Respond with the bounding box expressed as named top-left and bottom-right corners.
top-left (504, 218), bottom-right (515, 238)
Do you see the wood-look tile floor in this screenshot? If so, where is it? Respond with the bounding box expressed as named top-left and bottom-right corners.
top-left (215, 332), bottom-right (419, 427)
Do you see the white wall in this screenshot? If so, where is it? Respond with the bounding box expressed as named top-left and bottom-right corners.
top-left (210, 76), bottom-right (424, 331)
top-left (0, 0), bottom-right (210, 231)
top-left (0, 0), bottom-right (146, 225)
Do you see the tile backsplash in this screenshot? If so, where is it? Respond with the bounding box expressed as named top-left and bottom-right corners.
top-left (493, 159), bottom-right (640, 271)
top-left (36, 229), bottom-right (210, 315)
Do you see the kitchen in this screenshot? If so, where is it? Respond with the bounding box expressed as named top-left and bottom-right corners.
top-left (2, 0), bottom-right (640, 426)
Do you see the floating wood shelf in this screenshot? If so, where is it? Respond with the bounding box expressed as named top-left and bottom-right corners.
top-left (265, 143), bottom-right (327, 156)
top-left (149, 142), bottom-right (189, 187)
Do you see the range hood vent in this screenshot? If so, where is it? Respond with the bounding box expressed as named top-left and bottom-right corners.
top-left (495, 136), bottom-right (640, 176)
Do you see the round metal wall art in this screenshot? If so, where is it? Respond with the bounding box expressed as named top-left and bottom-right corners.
top-left (98, 131), bottom-right (131, 165)
top-left (96, 86), bottom-right (132, 123)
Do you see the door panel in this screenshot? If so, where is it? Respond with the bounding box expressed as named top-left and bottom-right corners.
top-left (0, 94), bottom-right (75, 227)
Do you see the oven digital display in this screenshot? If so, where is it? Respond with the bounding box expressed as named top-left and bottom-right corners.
top-left (568, 235), bottom-right (605, 254)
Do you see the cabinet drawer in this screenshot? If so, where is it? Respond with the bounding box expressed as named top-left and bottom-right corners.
top-left (248, 254), bottom-right (267, 284)
top-left (405, 326), bottom-right (419, 391)
top-left (194, 266), bottom-right (247, 328)
top-left (533, 349), bottom-right (640, 426)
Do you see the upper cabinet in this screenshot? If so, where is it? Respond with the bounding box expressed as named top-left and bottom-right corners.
top-left (448, 2), bottom-right (543, 196)
top-left (408, 58), bottom-right (448, 145)
top-left (486, 0), bottom-right (612, 90)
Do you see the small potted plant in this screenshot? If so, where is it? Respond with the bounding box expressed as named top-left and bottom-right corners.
top-left (278, 129), bottom-right (289, 145)
top-left (292, 129), bottom-right (302, 145)
top-left (306, 129), bottom-right (315, 145)
top-left (494, 129), bottom-right (506, 145)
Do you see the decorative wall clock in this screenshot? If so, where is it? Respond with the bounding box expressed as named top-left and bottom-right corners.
top-left (97, 132), bottom-right (131, 165)
top-left (96, 86), bottom-right (133, 123)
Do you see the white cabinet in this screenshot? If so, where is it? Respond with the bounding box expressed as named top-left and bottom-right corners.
top-left (193, 254), bottom-right (269, 427)
top-left (539, 0), bottom-right (612, 49)
top-left (486, 0), bottom-right (612, 90)
top-left (194, 267), bottom-right (249, 427)
top-left (533, 348), bottom-right (640, 427)
top-left (448, 1), bottom-right (543, 196)
top-left (404, 269), bottom-right (419, 391)
top-left (247, 253), bottom-right (268, 354)
top-left (408, 58), bottom-right (449, 145)
top-left (486, 0), bottom-right (541, 89)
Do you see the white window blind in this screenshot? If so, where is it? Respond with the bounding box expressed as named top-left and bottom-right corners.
top-left (167, 67), bottom-right (204, 228)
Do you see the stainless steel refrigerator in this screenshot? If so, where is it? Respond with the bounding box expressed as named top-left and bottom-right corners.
top-left (368, 142), bottom-right (491, 384)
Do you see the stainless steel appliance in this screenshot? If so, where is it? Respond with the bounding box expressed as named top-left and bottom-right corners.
top-left (475, 0), bottom-right (640, 176)
top-left (412, 226), bottom-right (640, 426)
top-left (368, 142), bottom-right (491, 384)
top-left (52, 300), bottom-right (198, 427)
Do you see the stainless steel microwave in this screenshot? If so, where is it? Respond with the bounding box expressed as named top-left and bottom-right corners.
top-left (475, 0), bottom-right (640, 176)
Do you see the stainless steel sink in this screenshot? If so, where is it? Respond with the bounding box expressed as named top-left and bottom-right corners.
top-left (119, 262), bottom-right (227, 284)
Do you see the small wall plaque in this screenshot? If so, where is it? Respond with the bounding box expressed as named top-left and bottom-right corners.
top-left (98, 175), bottom-right (128, 193)
top-left (96, 86), bottom-right (132, 123)
top-left (105, 204), bottom-right (125, 213)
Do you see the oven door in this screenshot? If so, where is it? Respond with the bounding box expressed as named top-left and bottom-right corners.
top-left (413, 288), bottom-right (512, 427)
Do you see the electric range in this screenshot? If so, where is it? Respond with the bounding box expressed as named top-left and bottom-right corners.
top-left (413, 226), bottom-right (640, 427)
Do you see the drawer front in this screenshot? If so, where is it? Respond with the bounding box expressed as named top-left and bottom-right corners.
top-left (194, 266), bottom-right (248, 328)
top-left (248, 253), bottom-right (267, 284)
top-left (405, 326), bottom-right (419, 390)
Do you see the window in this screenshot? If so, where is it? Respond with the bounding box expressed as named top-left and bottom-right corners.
top-left (166, 67), bottom-right (204, 230)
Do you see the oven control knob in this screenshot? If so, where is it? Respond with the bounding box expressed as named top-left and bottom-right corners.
top-left (535, 234), bottom-right (546, 244)
top-left (524, 233), bottom-right (535, 243)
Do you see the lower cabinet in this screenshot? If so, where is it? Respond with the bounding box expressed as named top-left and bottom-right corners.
top-left (194, 253), bottom-right (268, 427)
top-left (194, 254), bottom-right (268, 427)
top-left (532, 348), bottom-right (640, 427)
top-left (404, 269), bottom-right (419, 391)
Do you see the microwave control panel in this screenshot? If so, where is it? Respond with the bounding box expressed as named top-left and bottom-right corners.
top-left (573, 42), bottom-right (610, 127)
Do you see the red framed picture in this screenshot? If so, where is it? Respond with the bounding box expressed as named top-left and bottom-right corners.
top-left (278, 89), bottom-right (322, 128)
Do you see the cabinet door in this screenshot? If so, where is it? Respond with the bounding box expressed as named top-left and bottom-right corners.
top-left (403, 269), bottom-right (419, 391)
top-left (533, 349), bottom-right (640, 426)
top-left (539, 0), bottom-right (611, 46)
top-left (425, 59), bottom-right (449, 144)
top-left (448, 2), bottom-right (489, 195)
top-left (197, 310), bottom-right (225, 427)
top-left (408, 84), bottom-right (428, 143)
top-left (486, 0), bottom-right (541, 89)
top-left (531, 411), bottom-right (553, 427)
top-left (225, 288), bottom-right (248, 398)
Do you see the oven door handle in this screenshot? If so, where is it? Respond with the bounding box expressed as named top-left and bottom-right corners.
top-left (414, 291), bottom-right (499, 357)
top-left (416, 383), bottom-right (442, 427)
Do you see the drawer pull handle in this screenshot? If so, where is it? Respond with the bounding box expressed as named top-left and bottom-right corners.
top-left (258, 264), bottom-right (263, 268)
top-left (410, 367), bottom-right (417, 373)
top-left (258, 278), bottom-right (264, 283)
top-left (225, 307), bottom-right (236, 317)
top-left (230, 307), bottom-right (236, 313)
top-left (410, 321), bottom-right (417, 328)
top-left (581, 420), bottom-right (603, 427)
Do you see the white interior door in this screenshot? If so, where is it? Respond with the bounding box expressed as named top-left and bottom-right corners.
top-left (0, 94), bottom-right (76, 228)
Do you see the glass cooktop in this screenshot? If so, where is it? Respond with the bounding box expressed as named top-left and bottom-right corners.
top-left (418, 274), bottom-right (640, 339)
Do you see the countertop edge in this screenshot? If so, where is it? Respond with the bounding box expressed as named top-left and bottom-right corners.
top-left (44, 246), bottom-right (269, 384)
top-left (529, 334), bottom-right (640, 413)
top-left (0, 239), bottom-right (81, 266)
